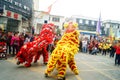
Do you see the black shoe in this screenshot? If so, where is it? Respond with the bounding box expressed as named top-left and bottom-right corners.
top-left (34, 60), bottom-right (37, 63)
top-left (44, 62), bottom-right (48, 65)
top-left (16, 61), bottom-right (20, 65)
top-left (45, 73), bottom-right (49, 77)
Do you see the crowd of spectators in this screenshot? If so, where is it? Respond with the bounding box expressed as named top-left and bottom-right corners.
top-left (79, 36), bottom-right (120, 66)
top-left (0, 27), bottom-right (120, 66)
top-left (0, 28), bottom-right (35, 57)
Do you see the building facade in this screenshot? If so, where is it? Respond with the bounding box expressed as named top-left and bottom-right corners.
top-left (49, 15), bottom-right (65, 35)
top-left (71, 15), bottom-right (105, 37)
top-left (103, 20), bottom-right (120, 38)
top-left (33, 0), bottom-right (39, 11)
top-left (33, 10), bottom-right (65, 34)
top-left (33, 11), bottom-right (49, 34)
top-left (0, 0), bottom-right (33, 32)
top-left (49, 15), bottom-right (65, 29)
top-left (71, 15), bottom-right (120, 39)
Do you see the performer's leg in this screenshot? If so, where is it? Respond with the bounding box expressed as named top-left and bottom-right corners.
top-left (12, 45), bottom-right (15, 56)
top-left (24, 56), bottom-right (33, 67)
top-left (34, 52), bottom-right (41, 63)
top-left (55, 53), bottom-right (67, 79)
top-left (45, 55), bottom-right (58, 76)
top-left (57, 61), bottom-right (67, 80)
top-left (43, 48), bottom-right (49, 64)
top-left (57, 63), bottom-right (67, 79)
top-left (17, 56), bottom-right (25, 64)
top-left (68, 58), bottom-right (79, 75)
top-left (16, 52), bottom-right (25, 65)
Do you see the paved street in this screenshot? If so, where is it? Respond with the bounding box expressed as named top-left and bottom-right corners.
top-left (0, 53), bottom-right (120, 80)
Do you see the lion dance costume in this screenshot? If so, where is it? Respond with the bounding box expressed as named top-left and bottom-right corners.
top-left (45, 22), bottom-right (80, 80)
top-left (16, 23), bottom-right (55, 67)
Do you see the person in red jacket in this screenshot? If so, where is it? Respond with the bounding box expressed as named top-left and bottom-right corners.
top-left (114, 40), bottom-right (120, 66)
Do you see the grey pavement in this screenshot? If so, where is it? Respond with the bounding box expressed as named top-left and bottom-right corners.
top-left (0, 53), bottom-right (120, 80)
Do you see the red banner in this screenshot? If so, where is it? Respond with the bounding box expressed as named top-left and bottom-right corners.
top-left (14, 13), bottom-right (18, 19)
top-left (7, 11), bottom-right (11, 17)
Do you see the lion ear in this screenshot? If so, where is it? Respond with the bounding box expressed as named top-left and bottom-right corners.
top-left (73, 22), bottom-right (78, 28)
top-left (63, 22), bottom-right (69, 28)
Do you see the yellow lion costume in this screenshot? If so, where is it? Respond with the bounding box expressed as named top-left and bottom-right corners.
top-left (45, 22), bottom-right (80, 80)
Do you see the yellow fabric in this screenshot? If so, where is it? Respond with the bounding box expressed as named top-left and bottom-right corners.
top-left (45, 30), bottom-right (79, 77)
top-left (103, 43), bottom-right (109, 49)
top-left (98, 43), bottom-right (102, 49)
top-left (63, 22), bottom-right (78, 28)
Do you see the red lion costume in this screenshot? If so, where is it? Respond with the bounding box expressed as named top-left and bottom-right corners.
top-left (16, 23), bottom-right (55, 67)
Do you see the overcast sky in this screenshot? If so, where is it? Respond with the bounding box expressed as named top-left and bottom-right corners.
top-left (38, 0), bottom-right (120, 21)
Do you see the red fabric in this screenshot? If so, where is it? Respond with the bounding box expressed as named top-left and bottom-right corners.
top-left (16, 23), bottom-right (55, 67)
top-left (14, 13), bottom-right (18, 19)
top-left (0, 42), bottom-right (6, 46)
top-left (11, 36), bottom-right (20, 46)
top-left (88, 44), bottom-right (93, 50)
top-left (7, 11), bottom-right (11, 17)
top-left (0, 42), bottom-right (6, 52)
top-left (114, 45), bottom-right (120, 54)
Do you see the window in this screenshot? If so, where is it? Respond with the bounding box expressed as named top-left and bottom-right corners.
top-left (85, 20), bottom-right (89, 24)
top-left (79, 19), bottom-right (83, 24)
top-left (0, 7), bottom-right (3, 13)
top-left (52, 17), bottom-right (60, 22)
top-left (92, 21), bottom-right (95, 25)
top-left (118, 25), bottom-right (119, 29)
top-left (114, 25), bottom-right (117, 28)
top-left (101, 23), bottom-right (104, 26)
